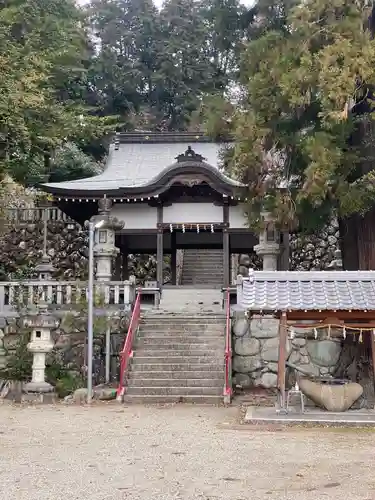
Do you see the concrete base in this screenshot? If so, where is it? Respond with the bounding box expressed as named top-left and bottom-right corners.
top-left (21, 392), bottom-right (57, 404)
top-left (244, 406), bottom-right (375, 428)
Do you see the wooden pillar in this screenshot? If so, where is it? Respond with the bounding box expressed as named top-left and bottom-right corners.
top-left (278, 231), bottom-right (290, 271)
top-left (171, 231), bottom-right (177, 285)
top-left (371, 331), bottom-right (375, 392)
top-left (277, 311), bottom-right (288, 410)
top-left (113, 253), bottom-right (122, 280)
top-left (223, 229), bottom-right (230, 288)
top-left (156, 204), bottom-right (164, 288)
top-left (122, 252), bottom-right (129, 280)
top-left (157, 229), bottom-right (163, 287)
top-left (223, 202), bottom-right (230, 288)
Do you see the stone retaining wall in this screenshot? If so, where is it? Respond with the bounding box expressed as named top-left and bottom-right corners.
top-left (0, 313), bottom-right (129, 388)
top-left (232, 313), bottom-right (343, 390)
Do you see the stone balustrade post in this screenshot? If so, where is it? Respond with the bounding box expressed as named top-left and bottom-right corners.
top-left (254, 211), bottom-right (280, 271)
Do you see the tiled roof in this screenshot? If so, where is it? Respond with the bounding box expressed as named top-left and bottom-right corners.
top-left (238, 271), bottom-right (375, 311)
top-left (41, 133), bottom-right (241, 194)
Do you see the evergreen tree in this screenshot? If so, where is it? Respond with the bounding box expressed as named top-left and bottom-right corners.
top-left (227, 0), bottom-right (375, 259)
top-left (0, 0), bottom-right (114, 184)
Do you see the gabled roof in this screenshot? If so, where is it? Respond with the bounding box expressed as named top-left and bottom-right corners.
top-left (41, 132), bottom-right (242, 198)
top-left (238, 271), bottom-right (375, 312)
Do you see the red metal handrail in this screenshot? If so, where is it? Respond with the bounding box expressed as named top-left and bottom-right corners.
top-left (224, 288), bottom-right (232, 402)
top-left (117, 291), bottom-right (142, 399)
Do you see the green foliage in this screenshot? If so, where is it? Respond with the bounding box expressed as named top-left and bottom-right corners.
top-left (0, 330), bottom-right (32, 381)
top-left (0, 0), bottom-right (118, 185)
top-left (87, 0), bottom-right (248, 131)
top-left (46, 361), bottom-right (84, 398)
top-left (226, 0), bottom-right (375, 231)
top-left (48, 142), bottom-right (102, 183)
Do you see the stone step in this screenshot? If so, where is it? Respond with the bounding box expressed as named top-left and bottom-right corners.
top-left (141, 311), bottom-right (225, 325)
top-left (139, 324), bottom-right (225, 331)
top-left (138, 335), bottom-right (224, 342)
top-left (134, 349), bottom-right (224, 357)
top-left (131, 362), bottom-right (223, 371)
top-left (123, 394), bottom-right (223, 404)
top-left (182, 263), bottom-right (224, 269)
top-left (139, 324), bottom-right (224, 330)
top-left (136, 338), bottom-right (223, 346)
top-left (128, 370), bottom-right (224, 379)
top-left (126, 386), bottom-right (222, 396)
top-left (136, 339), bottom-right (224, 348)
top-left (127, 378), bottom-right (223, 387)
top-left (133, 355), bottom-right (222, 363)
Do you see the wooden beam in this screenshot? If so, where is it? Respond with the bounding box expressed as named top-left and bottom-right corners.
top-left (277, 311), bottom-right (288, 410)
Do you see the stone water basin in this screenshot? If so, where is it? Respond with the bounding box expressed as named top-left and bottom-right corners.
top-left (299, 377), bottom-right (363, 412)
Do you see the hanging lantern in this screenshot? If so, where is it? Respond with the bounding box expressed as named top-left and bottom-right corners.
top-left (290, 328), bottom-right (295, 340)
top-left (314, 328), bottom-right (318, 339)
top-left (359, 330), bottom-right (363, 343)
top-left (211, 224), bottom-right (214, 233)
top-left (170, 224), bottom-right (173, 233)
top-left (197, 224), bottom-right (200, 233)
top-left (343, 326), bottom-right (346, 339)
top-left (182, 224), bottom-right (185, 233)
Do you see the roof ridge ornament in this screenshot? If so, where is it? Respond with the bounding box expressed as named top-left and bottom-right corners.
top-left (176, 146), bottom-right (206, 163)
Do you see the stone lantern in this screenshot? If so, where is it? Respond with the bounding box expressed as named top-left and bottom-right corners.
top-left (254, 211), bottom-right (280, 271)
top-left (23, 302), bottom-right (59, 400)
top-left (92, 198), bottom-right (124, 281)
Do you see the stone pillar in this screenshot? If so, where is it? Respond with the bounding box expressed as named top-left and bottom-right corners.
top-left (254, 211), bottom-right (280, 271)
top-left (92, 198), bottom-right (124, 281)
top-left (23, 302), bottom-right (59, 394)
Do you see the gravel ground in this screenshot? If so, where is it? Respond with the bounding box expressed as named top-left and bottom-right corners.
top-left (0, 403), bottom-right (375, 500)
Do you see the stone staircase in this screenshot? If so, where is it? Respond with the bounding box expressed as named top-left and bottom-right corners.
top-left (124, 288), bottom-right (226, 404)
top-left (124, 313), bottom-right (225, 404)
top-left (181, 249), bottom-right (224, 286)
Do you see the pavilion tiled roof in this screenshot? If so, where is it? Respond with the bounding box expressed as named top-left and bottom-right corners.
top-left (41, 132), bottom-right (242, 196)
top-left (238, 271), bottom-right (375, 312)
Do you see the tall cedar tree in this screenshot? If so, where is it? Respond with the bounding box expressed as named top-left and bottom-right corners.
top-left (229, 0), bottom-right (375, 269)
top-left (87, 0), bottom-right (247, 131)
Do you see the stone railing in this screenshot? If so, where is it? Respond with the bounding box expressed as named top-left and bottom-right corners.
top-left (5, 207), bottom-right (74, 224)
top-left (0, 280), bottom-right (136, 313)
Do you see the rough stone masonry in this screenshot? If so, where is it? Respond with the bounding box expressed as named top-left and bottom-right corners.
top-left (232, 314), bottom-right (343, 389)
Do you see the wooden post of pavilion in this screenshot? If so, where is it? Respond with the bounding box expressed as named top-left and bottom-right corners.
top-left (277, 311), bottom-right (288, 411)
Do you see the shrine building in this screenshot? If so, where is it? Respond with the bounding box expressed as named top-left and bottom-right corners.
top-left (41, 132), bottom-right (288, 287)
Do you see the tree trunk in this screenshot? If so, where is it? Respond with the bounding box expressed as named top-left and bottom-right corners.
top-left (340, 210), bottom-right (375, 270)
